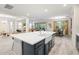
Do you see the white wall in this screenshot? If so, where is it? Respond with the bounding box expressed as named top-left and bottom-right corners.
top-left (0, 21), bottom-right (9, 33)
top-left (0, 17), bottom-right (18, 33)
top-left (26, 18), bottom-right (30, 32)
top-left (72, 6), bottom-right (79, 47)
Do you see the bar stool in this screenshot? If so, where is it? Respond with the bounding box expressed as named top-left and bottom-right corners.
top-left (11, 37), bottom-right (15, 50)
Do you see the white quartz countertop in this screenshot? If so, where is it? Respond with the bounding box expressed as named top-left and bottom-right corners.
top-left (11, 31), bottom-right (55, 45)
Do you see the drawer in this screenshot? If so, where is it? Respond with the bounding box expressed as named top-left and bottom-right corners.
top-left (34, 39), bottom-right (45, 48)
top-left (34, 45), bottom-right (45, 55)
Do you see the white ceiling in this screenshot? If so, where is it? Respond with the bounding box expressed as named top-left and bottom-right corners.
top-left (0, 4), bottom-right (73, 20)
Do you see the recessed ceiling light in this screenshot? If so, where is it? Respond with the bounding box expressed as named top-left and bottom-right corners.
top-left (44, 9), bottom-right (48, 12)
top-left (63, 4), bottom-right (67, 7)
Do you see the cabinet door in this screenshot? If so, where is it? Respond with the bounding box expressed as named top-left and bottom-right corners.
top-left (52, 35), bottom-right (55, 47)
top-left (35, 45), bottom-right (45, 55)
top-left (22, 41), bottom-right (34, 55)
top-left (49, 40), bottom-right (52, 48)
top-left (34, 39), bottom-right (45, 55)
top-left (45, 40), bottom-right (54, 55)
top-left (76, 35), bottom-right (79, 50)
top-left (76, 42), bottom-right (79, 49)
top-left (45, 43), bottom-right (49, 55)
top-left (52, 39), bottom-right (55, 47)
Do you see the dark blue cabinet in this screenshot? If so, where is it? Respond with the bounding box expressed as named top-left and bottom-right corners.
top-left (45, 35), bottom-right (55, 55)
top-left (76, 35), bottom-right (79, 51)
top-left (22, 39), bottom-right (45, 55)
top-left (21, 34), bottom-right (55, 55)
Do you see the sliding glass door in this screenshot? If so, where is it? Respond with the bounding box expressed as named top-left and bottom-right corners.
top-left (35, 23), bottom-right (47, 31)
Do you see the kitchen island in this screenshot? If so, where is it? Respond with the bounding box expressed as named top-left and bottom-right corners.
top-left (76, 33), bottom-right (79, 51)
top-left (11, 31), bottom-right (55, 55)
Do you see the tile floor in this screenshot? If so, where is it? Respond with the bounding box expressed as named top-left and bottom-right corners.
top-left (0, 36), bottom-right (21, 55)
top-left (49, 36), bottom-right (79, 55)
top-left (0, 36), bottom-right (78, 55)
